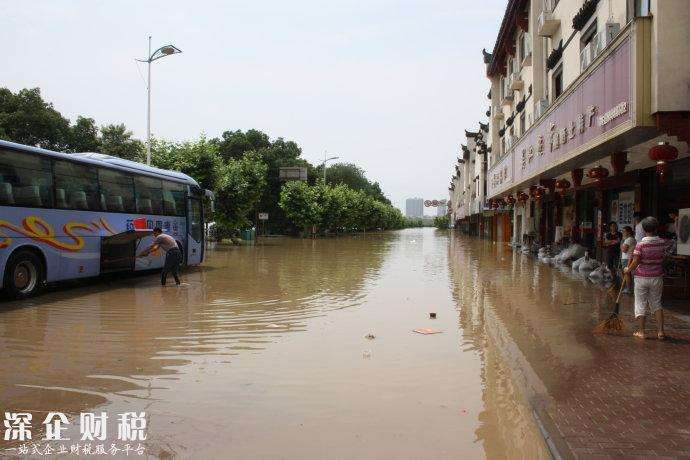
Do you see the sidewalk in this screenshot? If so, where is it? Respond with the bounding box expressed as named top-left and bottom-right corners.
top-left (477, 244), bottom-right (690, 459)
top-left (560, 293), bottom-right (689, 458)
top-left (535, 289), bottom-right (690, 459)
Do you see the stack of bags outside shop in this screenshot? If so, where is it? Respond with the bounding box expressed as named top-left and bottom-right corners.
top-left (552, 244), bottom-right (586, 265)
top-left (588, 264), bottom-right (613, 284)
top-left (537, 246), bottom-right (553, 264)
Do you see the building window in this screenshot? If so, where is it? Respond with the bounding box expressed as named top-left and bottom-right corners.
top-left (635, 0), bottom-right (651, 16)
top-left (520, 113), bottom-right (526, 137)
top-left (580, 21), bottom-right (597, 49)
top-left (627, 0), bottom-right (651, 21)
top-left (552, 64), bottom-right (563, 100)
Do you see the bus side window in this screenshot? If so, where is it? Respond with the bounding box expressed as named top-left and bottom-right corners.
top-left (135, 176), bottom-right (163, 215)
top-left (99, 168), bottom-right (136, 213)
top-left (54, 160), bottom-right (100, 211)
top-left (162, 181), bottom-right (185, 216)
top-left (0, 149), bottom-right (53, 208)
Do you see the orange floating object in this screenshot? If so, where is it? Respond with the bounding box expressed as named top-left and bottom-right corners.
top-left (412, 328), bottom-right (442, 335)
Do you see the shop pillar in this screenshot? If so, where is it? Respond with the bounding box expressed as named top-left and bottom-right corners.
top-left (572, 169), bottom-right (584, 243)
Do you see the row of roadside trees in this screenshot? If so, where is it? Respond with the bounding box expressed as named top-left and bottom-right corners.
top-left (0, 86), bottom-right (408, 237)
top-left (279, 181), bottom-right (406, 235)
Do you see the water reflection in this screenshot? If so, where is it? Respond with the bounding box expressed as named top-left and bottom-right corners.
top-left (1, 229), bottom-right (555, 458)
top-left (447, 234), bottom-right (690, 458)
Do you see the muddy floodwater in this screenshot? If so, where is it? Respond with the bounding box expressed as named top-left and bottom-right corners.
top-left (3, 227), bottom-right (632, 459)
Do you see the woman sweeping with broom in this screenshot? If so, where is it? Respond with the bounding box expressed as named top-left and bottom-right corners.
top-left (623, 217), bottom-right (667, 340)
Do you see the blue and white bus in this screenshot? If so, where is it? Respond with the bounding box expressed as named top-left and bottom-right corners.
top-left (0, 139), bottom-right (213, 299)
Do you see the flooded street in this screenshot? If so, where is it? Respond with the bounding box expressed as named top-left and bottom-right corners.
top-left (2, 228), bottom-right (689, 458)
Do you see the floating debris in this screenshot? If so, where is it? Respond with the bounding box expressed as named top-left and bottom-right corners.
top-left (412, 328), bottom-right (442, 335)
top-left (364, 333), bottom-right (376, 340)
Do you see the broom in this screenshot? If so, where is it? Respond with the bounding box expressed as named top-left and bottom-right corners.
top-left (594, 276), bottom-right (627, 334)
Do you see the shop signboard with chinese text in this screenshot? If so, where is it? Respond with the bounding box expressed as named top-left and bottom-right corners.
top-left (487, 37), bottom-right (632, 198)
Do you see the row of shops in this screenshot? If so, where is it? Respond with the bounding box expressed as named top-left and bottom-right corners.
top-left (449, 1), bottom-right (690, 274)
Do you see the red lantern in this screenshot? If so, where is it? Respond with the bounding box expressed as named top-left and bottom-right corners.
top-left (534, 187), bottom-right (545, 201)
top-left (505, 194), bottom-right (516, 205)
top-left (555, 178), bottom-right (571, 196)
top-left (587, 165), bottom-right (609, 185)
top-left (517, 191), bottom-right (529, 203)
top-left (648, 142), bottom-right (679, 183)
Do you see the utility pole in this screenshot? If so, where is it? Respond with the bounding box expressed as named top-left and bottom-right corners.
top-left (146, 36), bottom-right (152, 165)
top-left (137, 37), bottom-right (182, 165)
top-left (322, 150), bottom-right (340, 184)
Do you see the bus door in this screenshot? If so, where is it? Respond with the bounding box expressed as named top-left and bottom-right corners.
top-left (187, 196), bottom-right (204, 265)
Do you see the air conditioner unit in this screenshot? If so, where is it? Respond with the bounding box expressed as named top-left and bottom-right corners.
top-left (510, 71), bottom-right (524, 90)
top-left (604, 22), bottom-right (621, 45)
top-left (522, 34), bottom-right (533, 66)
top-left (538, 0), bottom-right (560, 37)
top-left (543, 0), bottom-right (556, 11)
top-left (580, 43), bottom-right (592, 72)
top-left (534, 98), bottom-right (549, 119)
top-left (501, 80), bottom-right (514, 105)
top-left (599, 22), bottom-right (620, 57)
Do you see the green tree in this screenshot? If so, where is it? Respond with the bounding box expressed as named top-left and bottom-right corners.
top-left (150, 135), bottom-right (223, 191)
top-left (315, 182), bottom-right (349, 233)
top-left (434, 214), bottom-right (450, 229)
top-left (68, 116), bottom-right (100, 152)
top-left (215, 151), bottom-right (268, 231)
top-left (100, 123), bottom-right (144, 161)
top-left (279, 180), bottom-right (321, 235)
top-left (216, 129), bottom-right (271, 162)
top-left (0, 87), bottom-right (70, 149)
top-left (323, 163), bottom-right (390, 204)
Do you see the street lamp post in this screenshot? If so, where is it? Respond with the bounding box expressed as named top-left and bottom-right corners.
top-left (138, 36), bottom-right (182, 165)
top-left (322, 150), bottom-right (340, 183)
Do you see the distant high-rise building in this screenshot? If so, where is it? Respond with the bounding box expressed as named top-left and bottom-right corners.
top-left (405, 197), bottom-right (424, 218)
top-left (437, 204), bottom-right (447, 216)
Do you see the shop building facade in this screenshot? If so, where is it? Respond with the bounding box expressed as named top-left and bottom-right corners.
top-left (451, 0), bottom-right (690, 257)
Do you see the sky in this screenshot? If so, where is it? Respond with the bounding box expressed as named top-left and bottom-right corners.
top-left (2, 0), bottom-right (506, 211)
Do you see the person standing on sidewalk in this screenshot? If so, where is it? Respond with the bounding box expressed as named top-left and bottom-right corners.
top-left (624, 217), bottom-right (666, 340)
top-left (138, 227), bottom-right (182, 286)
top-left (620, 226), bottom-right (636, 294)
top-left (634, 212), bottom-right (645, 244)
top-left (603, 222), bottom-right (622, 281)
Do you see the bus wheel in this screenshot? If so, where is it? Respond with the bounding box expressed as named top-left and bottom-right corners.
top-left (4, 250), bottom-right (44, 299)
